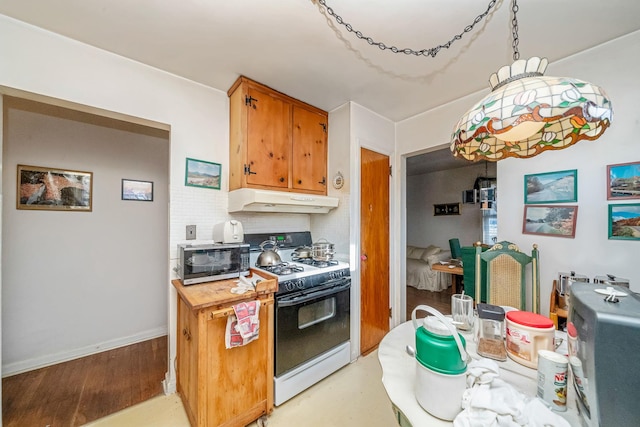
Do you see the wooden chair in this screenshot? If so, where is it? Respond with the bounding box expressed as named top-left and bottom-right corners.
top-left (549, 279), bottom-right (568, 329)
top-left (474, 241), bottom-right (540, 312)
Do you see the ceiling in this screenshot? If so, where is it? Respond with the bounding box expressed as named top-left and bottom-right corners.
top-left (2, 0), bottom-right (639, 173)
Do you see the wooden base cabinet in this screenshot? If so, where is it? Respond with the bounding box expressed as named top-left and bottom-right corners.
top-left (175, 280), bottom-right (275, 427)
top-left (228, 76), bottom-right (328, 195)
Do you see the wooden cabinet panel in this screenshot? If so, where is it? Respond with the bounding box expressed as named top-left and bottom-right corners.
top-left (205, 301), bottom-right (273, 426)
top-left (246, 86), bottom-right (291, 189)
top-left (228, 76), bottom-right (328, 195)
top-left (292, 106), bottom-right (328, 193)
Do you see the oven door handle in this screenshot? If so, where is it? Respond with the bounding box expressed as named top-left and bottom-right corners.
top-left (277, 280), bottom-right (350, 307)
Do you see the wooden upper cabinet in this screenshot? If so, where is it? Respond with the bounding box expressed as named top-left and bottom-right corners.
top-left (292, 106), bottom-right (328, 193)
top-left (228, 76), bottom-right (328, 195)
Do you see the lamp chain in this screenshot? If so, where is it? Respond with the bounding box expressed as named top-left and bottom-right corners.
top-left (317, 0), bottom-right (497, 58)
top-left (511, 0), bottom-right (520, 61)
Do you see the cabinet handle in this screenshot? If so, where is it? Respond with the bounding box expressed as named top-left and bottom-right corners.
top-left (244, 164), bottom-right (257, 175)
top-left (318, 176), bottom-right (326, 185)
top-left (280, 177), bottom-right (285, 183)
top-left (298, 179), bottom-right (302, 185)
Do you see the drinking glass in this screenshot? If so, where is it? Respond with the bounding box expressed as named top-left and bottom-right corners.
top-left (451, 294), bottom-right (474, 331)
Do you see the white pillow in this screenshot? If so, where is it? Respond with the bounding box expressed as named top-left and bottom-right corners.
top-left (420, 245), bottom-right (441, 262)
top-left (407, 246), bottom-right (426, 260)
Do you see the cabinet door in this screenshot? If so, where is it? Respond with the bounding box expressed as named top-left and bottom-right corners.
top-left (205, 299), bottom-right (273, 426)
top-left (246, 86), bottom-right (291, 189)
top-left (177, 297), bottom-right (200, 425)
top-left (292, 106), bottom-right (328, 193)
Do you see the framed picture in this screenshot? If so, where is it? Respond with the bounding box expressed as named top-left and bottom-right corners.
top-left (608, 203), bottom-right (640, 240)
top-left (524, 169), bottom-right (577, 204)
top-left (17, 164), bottom-right (92, 211)
top-left (434, 203), bottom-right (460, 216)
top-left (607, 161), bottom-right (640, 200)
top-left (185, 158), bottom-right (221, 190)
top-left (522, 205), bottom-right (578, 238)
top-left (122, 179), bottom-right (153, 201)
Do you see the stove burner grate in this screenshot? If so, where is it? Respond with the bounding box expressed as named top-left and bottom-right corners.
top-left (291, 257), bottom-right (338, 268)
top-left (260, 262), bottom-right (305, 276)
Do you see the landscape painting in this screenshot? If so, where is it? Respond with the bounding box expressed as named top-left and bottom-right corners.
top-left (17, 164), bottom-right (92, 211)
top-left (523, 205), bottom-right (578, 238)
top-left (185, 158), bottom-right (221, 190)
top-left (607, 161), bottom-right (640, 200)
top-left (608, 203), bottom-right (640, 240)
top-left (122, 179), bottom-right (153, 201)
top-left (524, 169), bottom-right (577, 204)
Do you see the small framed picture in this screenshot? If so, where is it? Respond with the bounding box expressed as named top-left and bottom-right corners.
top-left (434, 203), bottom-right (460, 216)
top-left (524, 169), bottom-right (577, 204)
top-left (522, 205), bottom-right (578, 238)
top-left (607, 161), bottom-right (640, 200)
top-left (17, 164), bottom-right (92, 211)
top-left (122, 179), bottom-right (153, 201)
top-left (608, 203), bottom-right (640, 240)
top-left (185, 158), bottom-right (221, 190)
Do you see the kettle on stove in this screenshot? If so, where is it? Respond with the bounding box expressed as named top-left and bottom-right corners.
top-left (411, 305), bottom-right (468, 421)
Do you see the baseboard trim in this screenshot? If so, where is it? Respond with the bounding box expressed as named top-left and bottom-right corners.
top-left (2, 326), bottom-right (168, 377)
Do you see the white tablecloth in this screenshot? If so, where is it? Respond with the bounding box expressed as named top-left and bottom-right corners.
top-left (377, 321), bottom-right (581, 426)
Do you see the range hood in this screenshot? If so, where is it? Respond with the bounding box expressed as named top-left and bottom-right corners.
top-left (228, 188), bottom-right (339, 214)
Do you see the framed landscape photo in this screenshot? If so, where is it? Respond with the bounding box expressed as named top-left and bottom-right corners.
top-left (607, 161), bottom-right (640, 200)
top-left (17, 164), bottom-right (92, 211)
top-left (608, 203), bottom-right (640, 240)
top-left (185, 158), bottom-right (221, 190)
top-left (524, 169), bottom-right (577, 204)
top-left (522, 205), bottom-right (578, 238)
top-left (122, 179), bottom-right (153, 201)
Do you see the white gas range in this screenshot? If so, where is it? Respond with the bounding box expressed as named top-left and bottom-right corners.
top-left (244, 232), bottom-right (351, 406)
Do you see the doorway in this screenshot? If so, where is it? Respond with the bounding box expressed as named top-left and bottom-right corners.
top-left (404, 148), bottom-right (497, 318)
top-left (360, 147), bottom-right (390, 356)
top-left (1, 96), bottom-right (170, 423)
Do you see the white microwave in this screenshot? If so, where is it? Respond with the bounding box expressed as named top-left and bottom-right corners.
top-left (176, 243), bottom-right (250, 285)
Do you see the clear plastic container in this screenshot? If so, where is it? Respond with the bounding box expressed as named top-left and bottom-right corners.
top-left (476, 303), bottom-right (506, 361)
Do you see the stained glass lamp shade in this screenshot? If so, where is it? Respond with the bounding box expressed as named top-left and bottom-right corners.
top-left (451, 57), bottom-right (613, 161)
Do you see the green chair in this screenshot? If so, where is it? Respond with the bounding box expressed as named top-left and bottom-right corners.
top-left (462, 243), bottom-right (487, 302)
top-left (449, 238), bottom-right (462, 260)
top-left (475, 241), bottom-right (540, 312)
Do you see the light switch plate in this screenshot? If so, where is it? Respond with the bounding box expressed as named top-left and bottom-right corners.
top-left (186, 225), bottom-right (196, 240)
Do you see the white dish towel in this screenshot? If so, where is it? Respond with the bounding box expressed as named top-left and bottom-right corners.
top-left (453, 358), bottom-right (571, 427)
top-left (225, 300), bottom-right (261, 349)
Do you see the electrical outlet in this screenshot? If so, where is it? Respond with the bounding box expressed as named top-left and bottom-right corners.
top-left (186, 225), bottom-right (196, 240)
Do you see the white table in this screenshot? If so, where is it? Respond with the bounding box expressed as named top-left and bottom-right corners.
top-left (378, 321), bottom-right (581, 426)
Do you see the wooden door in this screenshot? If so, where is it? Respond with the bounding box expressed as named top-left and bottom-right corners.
top-left (292, 105), bottom-right (328, 194)
top-left (360, 148), bottom-right (390, 355)
top-left (246, 86), bottom-right (291, 189)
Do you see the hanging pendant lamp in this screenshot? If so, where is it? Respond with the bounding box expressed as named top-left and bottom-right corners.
top-left (450, 2), bottom-right (613, 161)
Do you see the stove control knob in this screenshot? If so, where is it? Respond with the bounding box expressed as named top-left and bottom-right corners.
top-left (295, 279), bottom-right (305, 290)
top-left (284, 282), bottom-right (295, 292)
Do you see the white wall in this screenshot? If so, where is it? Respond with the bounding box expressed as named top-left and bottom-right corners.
top-left (2, 101), bottom-right (169, 375)
top-left (398, 31), bottom-right (640, 314)
top-left (407, 162), bottom-right (496, 249)
top-left (0, 15), bottom-right (352, 391)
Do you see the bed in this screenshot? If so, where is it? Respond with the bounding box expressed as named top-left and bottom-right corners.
top-left (406, 245), bottom-right (452, 292)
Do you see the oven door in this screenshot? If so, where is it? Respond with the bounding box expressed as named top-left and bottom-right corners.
top-left (275, 278), bottom-right (350, 377)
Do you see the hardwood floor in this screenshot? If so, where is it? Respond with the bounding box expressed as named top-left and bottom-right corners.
top-left (2, 336), bottom-right (167, 427)
top-left (406, 284), bottom-right (454, 319)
